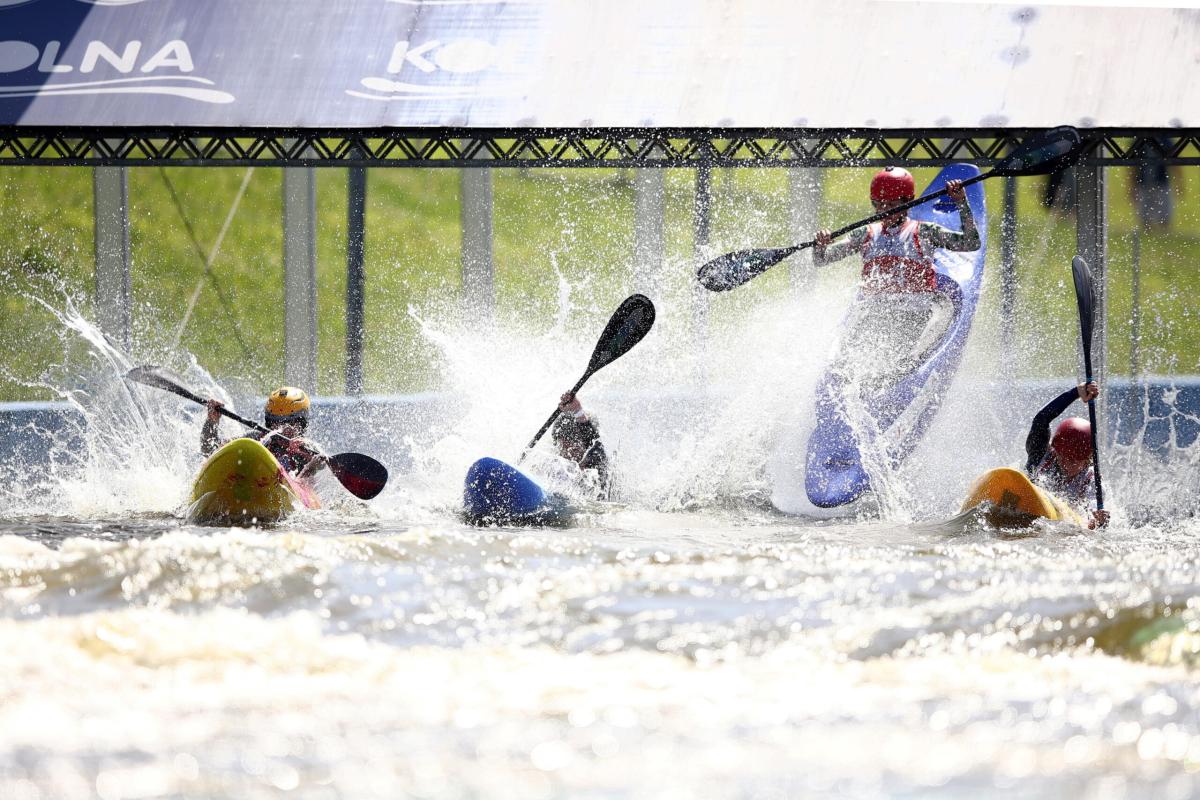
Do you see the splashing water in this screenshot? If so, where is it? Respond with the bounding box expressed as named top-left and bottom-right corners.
top-left (0, 289), bottom-right (229, 519)
top-left (6, 271), bottom-right (1200, 798)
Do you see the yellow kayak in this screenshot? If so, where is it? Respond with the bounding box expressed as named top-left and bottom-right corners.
top-left (960, 467), bottom-right (1085, 528)
top-left (187, 438), bottom-right (320, 525)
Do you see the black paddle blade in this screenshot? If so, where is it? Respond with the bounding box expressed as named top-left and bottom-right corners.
top-left (583, 294), bottom-right (656, 376)
top-left (696, 245), bottom-right (801, 292)
top-left (1071, 255), bottom-right (1096, 374)
top-left (328, 453), bottom-right (388, 500)
top-left (993, 126), bottom-right (1083, 178)
top-left (125, 365), bottom-right (205, 404)
top-left (521, 294), bottom-right (657, 458)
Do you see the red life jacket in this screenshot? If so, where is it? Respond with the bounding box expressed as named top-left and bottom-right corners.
top-left (859, 219), bottom-right (937, 293)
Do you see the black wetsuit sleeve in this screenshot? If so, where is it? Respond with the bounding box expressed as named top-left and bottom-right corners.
top-left (200, 416), bottom-right (221, 456)
top-left (574, 419), bottom-right (608, 470)
top-left (1025, 387), bottom-right (1080, 473)
top-left (560, 416), bottom-right (611, 499)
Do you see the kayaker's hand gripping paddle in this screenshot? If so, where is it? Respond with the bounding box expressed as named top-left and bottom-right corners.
top-left (696, 126), bottom-right (1086, 292)
top-left (518, 294), bottom-right (656, 463)
top-left (125, 366), bottom-right (388, 500)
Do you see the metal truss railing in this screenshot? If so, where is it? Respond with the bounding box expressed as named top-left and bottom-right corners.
top-left (1, 127), bottom-right (1198, 167)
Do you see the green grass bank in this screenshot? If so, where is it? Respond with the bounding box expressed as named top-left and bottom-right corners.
top-left (1, 163), bottom-right (1197, 401)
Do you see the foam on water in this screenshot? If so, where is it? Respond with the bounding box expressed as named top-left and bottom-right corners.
top-left (2, 516), bottom-right (1200, 798)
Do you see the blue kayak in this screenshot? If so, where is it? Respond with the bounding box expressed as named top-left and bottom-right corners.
top-left (462, 457), bottom-right (575, 526)
top-left (803, 163), bottom-right (989, 508)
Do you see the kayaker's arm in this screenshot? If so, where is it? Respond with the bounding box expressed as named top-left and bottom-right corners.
top-left (1024, 386), bottom-right (1087, 472)
top-left (813, 227), bottom-right (869, 267)
top-left (200, 400), bottom-right (224, 457)
top-left (920, 197), bottom-right (981, 253)
top-left (286, 437), bottom-right (327, 480)
top-left (573, 418), bottom-right (611, 499)
top-left (296, 449), bottom-right (327, 480)
top-left (554, 393), bottom-right (612, 500)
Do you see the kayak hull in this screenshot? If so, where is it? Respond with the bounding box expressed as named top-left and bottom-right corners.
top-left (960, 467), bottom-right (1085, 528)
top-left (463, 457), bottom-right (573, 527)
top-left (803, 163), bottom-right (989, 509)
top-left (187, 438), bottom-right (319, 526)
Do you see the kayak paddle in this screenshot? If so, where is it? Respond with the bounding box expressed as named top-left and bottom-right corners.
top-left (1070, 255), bottom-right (1104, 513)
top-left (518, 294), bottom-right (656, 462)
top-left (125, 366), bottom-right (388, 500)
top-left (696, 125), bottom-right (1085, 292)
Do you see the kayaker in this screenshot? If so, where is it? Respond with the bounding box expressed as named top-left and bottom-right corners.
top-left (812, 170), bottom-right (980, 380)
top-left (1024, 381), bottom-right (1109, 529)
top-left (552, 392), bottom-right (611, 500)
top-left (201, 387), bottom-right (326, 480)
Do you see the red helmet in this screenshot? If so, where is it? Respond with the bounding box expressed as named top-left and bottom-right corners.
top-left (870, 167), bottom-right (916, 203)
top-left (1051, 417), bottom-right (1092, 463)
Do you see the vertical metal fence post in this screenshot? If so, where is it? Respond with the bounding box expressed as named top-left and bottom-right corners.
top-left (1000, 176), bottom-right (1018, 375)
top-left (283, 168), bottom-right (319, 390)
top-left (693, 163), bottom-right (712, 371)
top-left (1130, 226), bottom-right (1141, 381)
top-left (461, 168), bottom-right (494, 318)
top-left (346, 166), bottom-right (367, 395)
top-left (93, 167), bottom-right (132, 350)
top-left (787, 167), bottom-right (822, 295)
top-left (633, 168), bottom-right (664, 293)
top-left (1075, 160), bottom-right (1108, 446)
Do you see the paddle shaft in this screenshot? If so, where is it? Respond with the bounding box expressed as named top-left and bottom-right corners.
top-left (799, 127), bottom-right (1080, 253)
top-left (1081, 359), bottom-right (1105, 512)
top-left (521, 372), bottom-right (590, 460)
top-left (803, 171), bottom-right (987, 251)
top-left (1072, 255), bottom-right (1105, 512)
top-left (127, 366), bottom-right (389, 499)
top-left (514, 294), bottom-right (655, 464)
top-left (155, 379), bottom-right (272, 435)
top-left (720, 173), bottom-right (985, 278)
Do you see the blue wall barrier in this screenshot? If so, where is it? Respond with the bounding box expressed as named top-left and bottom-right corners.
top-left (2, 379), bottom-right (1198, 477)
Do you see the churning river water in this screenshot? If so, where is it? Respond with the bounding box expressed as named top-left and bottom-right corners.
top-left (2, 294), bottom-right (1199, 799)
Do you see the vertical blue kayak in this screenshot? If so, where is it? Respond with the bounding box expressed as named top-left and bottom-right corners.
top-left (462, 456), bottom-right (574, 526)
top-left (803, 164), bottom-right (989, 508)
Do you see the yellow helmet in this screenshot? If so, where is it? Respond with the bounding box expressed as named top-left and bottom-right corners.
top-left (264, 386), bottom-right (310, 427)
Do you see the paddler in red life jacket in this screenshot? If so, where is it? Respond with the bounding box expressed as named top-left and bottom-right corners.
top-left (813, 168), bottom-right (981, 383)
top-left (551, 392), bottom-right (611, 500)
top-left (200, 387), bottom-right (327, 480)
top-left (1024, 381), bottom-right (1109, 529)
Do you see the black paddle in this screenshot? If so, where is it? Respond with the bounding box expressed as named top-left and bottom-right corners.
top-left (696, 126), bottom-right (1085, 292)
top-left (1070, 256), bottom-right (1104, 513)
top-left (125, 366), bottom-right (388, 500)
top-left (519, 294), bottom-right (656, 461)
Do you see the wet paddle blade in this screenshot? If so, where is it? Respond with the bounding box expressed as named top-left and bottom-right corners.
top-left (1072, 255), bottom-right (1096, 374)
top-left (328, 453), bottom-right (389, 500)
top-left (521, 294), bottom-right (657, 459)
top-left (127, 364), bottom-right (267, 432)
top-left (696, 246), bottom-right (801, 292)
top-left (992, 126), bottom-right (1084, 177)
top-left (583, 294), bottom-right (657, 377)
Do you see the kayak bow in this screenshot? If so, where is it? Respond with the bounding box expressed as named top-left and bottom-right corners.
top-left (960, 467), bottom-right (1085, 528)
top-left (187, 438), bottom-right (320, 525)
